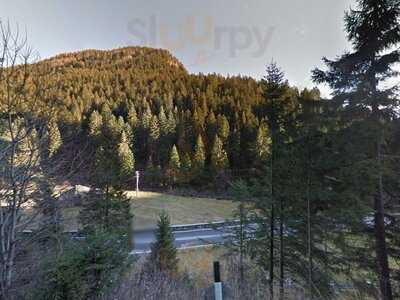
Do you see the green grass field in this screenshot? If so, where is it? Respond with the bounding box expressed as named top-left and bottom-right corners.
top-left (60, 191), bottom-right (237, 231)
top-left (126, 191), bottom-right (237, 229)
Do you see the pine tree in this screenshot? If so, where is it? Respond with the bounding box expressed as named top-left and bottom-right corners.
top-left (47, 118), bottom-right (62, 158)
top-left (102, 108), bottom-right (121, 141)
top-left (141, 104), bottom-right (152, 130)
top-left (253, 121), bottom-right (270, 163)
top-left (228, 126), bottom-right (241, 169)
top-left (123, 122), bottom-right (134, 145)
top-left (158, 106), bottom-right (169, 136)
top-left (148, 211), bottom-right (178, 274)
top-left (118, 131), bottom-right (135, 180)
top-left (217, 114), bottom-right (230, 143)
top-left (149, 116), bottom-right (160, 144)
top-left (136, 104), bottom-right (152, 164)
top-left (192, 109), bottom-right (204, 138)
top-left (88, 110), bottom-right (103, 139)
top-left (79, 188), bottom-right (132, 235)
top-left (166, 145), bottom-right (181, 187)
top-left (149, 115), bottom-right (160, 163)
top-left (89, 108), bottom-right (135, 189)
top-left (193, 135), bottom-right (206, 171)
top-left (100, 104), bottom-right (113, 121)
top-left (94, 146), bottom-right (120, 188)
top-left (206, 111), bottom-right (217, 147)
top-left (166, 110), bottom-right (177, 136)
top-left (180, 152), bottom-right (193, 184)
top-left (262, 62), bottom-right (287, 299)
top-left (313, 1), bottom-right (400, 298)
top-left (158, 106), bottom-right (174, 166)
top-left (169, 145), bottom-right (181, 171)
top-left (127, 106), bottom-right (138, 130)
top-left (211, 135), bottom-right (229, 172)
top-left (117, 116), bottom-right (126, 133)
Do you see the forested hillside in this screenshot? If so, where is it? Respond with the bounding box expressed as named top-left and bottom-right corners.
top-left (29, 46), bottom-right (320, 187)
top-left (1, 0), bottom-right (399, 298)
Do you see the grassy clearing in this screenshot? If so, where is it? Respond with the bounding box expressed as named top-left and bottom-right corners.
top-left (127, 191), bottom-right (237, 229)
top-left (177, 247), bottom-right (375, 300)
top-left (56, 191), bottom-right (237, 231)
top-left (177, 246), bottom-right (227, 288)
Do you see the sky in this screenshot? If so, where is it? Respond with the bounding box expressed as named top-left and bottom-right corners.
top-left (1, 0), bottom-right (355, 96)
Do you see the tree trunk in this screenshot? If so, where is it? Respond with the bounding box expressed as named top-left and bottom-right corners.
top-left (306, 138), bottom-right (313, 300)
top-left (279, 200), bottom-right (284, 300)
top-left (269, 133), bottom-right (275, 300)
top-left (239, 202), bottom-right (245, 284)
top-left (371, 67), bottom-right (393, 299)
top-left (307, 188), bottom-right (313, 300)
top-left (374, 135), bottom-right (393, 300)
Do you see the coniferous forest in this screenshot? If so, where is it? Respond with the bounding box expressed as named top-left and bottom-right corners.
top-left (0, 0), bottom-right (399, 299)
top-left (21, 46), bottom-right (322, 189)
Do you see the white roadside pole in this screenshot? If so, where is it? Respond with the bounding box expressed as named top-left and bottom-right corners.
top-left (213, 261), bottom-right (223, 300)
top-left (135, 171), bottom-right (140, 197)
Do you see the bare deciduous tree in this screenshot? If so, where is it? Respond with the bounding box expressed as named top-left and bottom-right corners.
top-left (0, 20), bottom-right (57, 299)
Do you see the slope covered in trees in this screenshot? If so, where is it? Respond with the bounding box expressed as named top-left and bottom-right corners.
top-left (23, 46), bottom-right (318, 187)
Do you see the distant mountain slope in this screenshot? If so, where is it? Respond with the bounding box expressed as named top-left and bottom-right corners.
top-left (11, 46), bottom-right (319, 186)
top-left (42, 46), bottom-right (187, 73)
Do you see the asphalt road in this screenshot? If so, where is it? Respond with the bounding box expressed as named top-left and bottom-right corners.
top-left (132, 227), bottom-right (233, 254)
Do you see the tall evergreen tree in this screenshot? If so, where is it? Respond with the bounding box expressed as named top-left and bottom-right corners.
top-left (192, 109), bottom-right (204, 139)
top-left (149, 115), bottom-right (160, 163)
top-left (167, 145), bottom-right (181, 186)
top-left (118, 131), bottom-right (135, 180)
top-left (47, 118), bottom-right (62, 158)
top-left (127, 106), bottom-right (138, 130)
top-left (169, 145), bottom-right (181, 170)
top-left (166, 110), bottom-right (177, 136)
top-left (158, 106), bottom-right (173, 166)
top-left (149, 115), bottom-right (160, 141)
top-left (313, 1), bottom-right (400, 298)
top-left (262, 62), bottom-right (287, 299)
top-left (211, 135), bottom-right (229, 173)
top-left (148, 211), bottom-right (178, 275)
top-left (158, 106), bottom-right (169, 136)
top-left (141, 102), bottom-right (152, 130)
top-left (88, 110), bottom-right (103, 139)
top-left (206, 111), bottom-right (217, 149)
top-left (217, 114), bottom-right (230, 144)
top-left (79, 189), bottom-right (132, 235)
top-left (253, 121), bottom-right (270, 163)
top-left (92, 113), bottom-right (123, 188)
top-left (193, 135), bottom-right (206, 171)
top-left (136, 103), bottom-right (152, 165)
top-left (228, 126), bottom-right (241, 170)
top-left (286, 96), bottom-right (334, 299)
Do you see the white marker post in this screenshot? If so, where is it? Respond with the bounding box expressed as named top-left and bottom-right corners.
top-left (213, 261), bottom-right (223, 300)
top-left (135, 171), bottom-right (139, 197)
